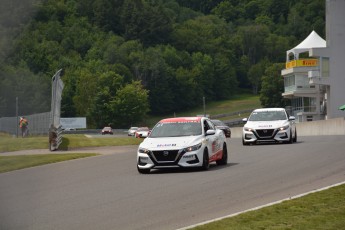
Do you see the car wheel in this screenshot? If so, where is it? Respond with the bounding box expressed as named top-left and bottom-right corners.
top-left (201, 149), bottom-right (210, 170)
top-left (287, 130), bottom-right (293, 144)
top-left (293, 129), bottom-right (297, 142)
top-left (242, 138), bottom-right (248, 146)
top-left (137, 166), bottom-right (150, 174)
top-left (216, 143), bottom-right (228, 165)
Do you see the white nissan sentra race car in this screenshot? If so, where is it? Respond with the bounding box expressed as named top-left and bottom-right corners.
top-left (137, 117), bottom-right (228, 174)
top-left (242, 108), bottom-right (297, 145)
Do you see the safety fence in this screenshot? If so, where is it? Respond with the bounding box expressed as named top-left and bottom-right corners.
top-left (0, 69), bottom-right (64, 151)
top-left (0, 112), bottom-right (51, 136)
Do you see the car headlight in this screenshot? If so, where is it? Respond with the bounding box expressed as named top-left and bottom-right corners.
top-left (279, 125), bottom-right (290, 131)
top-left (244, 127), bottom-right (254, 132)
top-left (138, 147), bottom-right (150, 154)
top-left (183, 143), bottom-right (202, 152)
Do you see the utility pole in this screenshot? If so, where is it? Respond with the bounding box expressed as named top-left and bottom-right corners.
top-left (203, 96), bottom-right (206, 117)
top-left (16, 97), bottom-right (18, 138)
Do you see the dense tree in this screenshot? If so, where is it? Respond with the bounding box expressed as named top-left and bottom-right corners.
top-left (88, 71), bottom-right (124, 127)
top-left (0, 64), bottom-right (50, 117)
top-left (110, 81), bottom-right (149, 127)
top-left (0, 0), bottom-right (326, 126)
top-left (260, 63), bottom-right (288, 108)
top-left (248, 58), bottom-right (269, 94)
top-left (213, 53), bottom-right (238, 99)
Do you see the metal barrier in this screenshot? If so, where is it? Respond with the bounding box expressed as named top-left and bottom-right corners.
top-left (49, 69), bottom-right (64, 151)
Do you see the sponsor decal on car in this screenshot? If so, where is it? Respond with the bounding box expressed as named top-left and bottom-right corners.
top-left (157, 143), bottom-right (177, 147)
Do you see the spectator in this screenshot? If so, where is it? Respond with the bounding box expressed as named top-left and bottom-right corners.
top-left (19, 117), bottom-right (29, 137)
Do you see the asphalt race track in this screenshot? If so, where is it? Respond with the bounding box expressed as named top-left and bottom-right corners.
top-left (1, 135), bottom-right (345, 230)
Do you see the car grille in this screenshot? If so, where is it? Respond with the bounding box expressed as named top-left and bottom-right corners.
top-left (256, 129), bottom-right (275, 138)
top-left (152, 150), bottom-right (180, 162)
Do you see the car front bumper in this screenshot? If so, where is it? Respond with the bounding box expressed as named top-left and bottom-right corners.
top-left (137, 148), bottom-right (204, 170)
top-left (243, 128), bottom-right (290, 144)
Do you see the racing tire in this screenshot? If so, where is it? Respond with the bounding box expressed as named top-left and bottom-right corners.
top-left (137, 166), bottom-right (150, 174)
top-left (287, 130), bottom-right (293, 144)
top-left (216, 143), bottom-right (228, 165)
top-left (201, 149), bottom-right (210, 171)
top-left (242, 138), bottom-right (248, 146)
top-left (293, 129), bottom-right (297, 142)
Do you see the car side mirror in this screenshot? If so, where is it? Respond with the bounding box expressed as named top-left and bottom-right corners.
top-left (242, 118), bottom-right (248, 123)
top-left (289, 116), bottom-right (296, 121)
top-left (205, 129), bottom-right (216, 136)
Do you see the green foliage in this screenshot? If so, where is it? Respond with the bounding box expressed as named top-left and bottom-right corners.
top-left (0, 0), bottom-right (325, 125)
top-left (260, 63), bottom-right (288, 108)
top-left (0, 64), bottom-right (50, 116)
top-left (109, 81), bottom-right (150, 128)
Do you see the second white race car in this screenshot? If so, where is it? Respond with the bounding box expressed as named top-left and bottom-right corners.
top-left (137, 117), bottom-right (228, 174)
top-left (242, 108), bottom-right (297, 145)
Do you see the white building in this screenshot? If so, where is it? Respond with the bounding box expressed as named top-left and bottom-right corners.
top-left (281, 0), bottom-right (345, 122)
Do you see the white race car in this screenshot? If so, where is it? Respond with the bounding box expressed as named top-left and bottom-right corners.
top-left (137, 117), bottom-right (228, 174)
top-left (242, 108), bottom-right (297, 145)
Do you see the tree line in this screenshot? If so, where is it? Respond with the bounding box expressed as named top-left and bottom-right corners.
top-left (0, 0), bottom-right (325, 128)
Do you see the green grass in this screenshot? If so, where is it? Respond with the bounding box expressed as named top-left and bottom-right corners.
top-left (192, 184), bottom-right (345, 230)
top-left (0, 153), bottom-right (99, 173)
top-left (144, 94), bottom-right (260, 127)
top-left (0, 135), bottom-right (50, 152)
top-left (59, 134), bottom-right (143, 149)
top-left (0, 134), bottom-right (143, 153)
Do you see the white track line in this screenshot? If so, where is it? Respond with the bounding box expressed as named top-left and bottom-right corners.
top-left (177, 181), bottom-right (345, 230)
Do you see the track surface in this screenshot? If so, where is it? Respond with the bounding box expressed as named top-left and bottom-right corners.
top-left (1, 135), bottom-right (345, 230)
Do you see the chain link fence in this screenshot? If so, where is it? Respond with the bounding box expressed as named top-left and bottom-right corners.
top-left (0, 70), bottom-right (64, 151)
top-left (0, 112), bottom-right (51, 136)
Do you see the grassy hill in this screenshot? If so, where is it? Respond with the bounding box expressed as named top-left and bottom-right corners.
top-left (144, 94), bottom-right (261, 127)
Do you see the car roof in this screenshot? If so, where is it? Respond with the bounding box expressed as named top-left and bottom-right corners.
top-left (159, 117), bottom-right (203, 123)
top-left (253, 108), bottom-right (285, 112)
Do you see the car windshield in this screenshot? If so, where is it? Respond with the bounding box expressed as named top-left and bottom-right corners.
top-left (249, 111), bottom-right (287, 121)
top-left (150, 122), bottom-right (202, 137)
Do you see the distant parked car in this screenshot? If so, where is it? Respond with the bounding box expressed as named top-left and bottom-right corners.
top-left (101, 126), bottom-right (113, 135)
top-left (211, 120), bottom-right (231, 138)
top-left (135, 127), bottom-right (150, 138)
top-left (128, 127), bottom-right (138, 136)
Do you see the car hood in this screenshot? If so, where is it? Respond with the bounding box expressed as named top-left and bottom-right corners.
top-left (139, 135), bottom-right (203, 150)
top-left (245, 120), bottom-right (289, 129)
